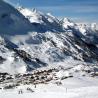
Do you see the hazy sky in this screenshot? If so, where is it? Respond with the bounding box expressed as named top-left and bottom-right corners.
top-left (5, 0), bottom-right (98, 24)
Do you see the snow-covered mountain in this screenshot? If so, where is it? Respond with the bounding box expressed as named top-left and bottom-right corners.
top-left (0, 0), bottom-right (35, 36)
top-left (60, 18), bottom-right (76, 30)
top-left (18, 6), bottom-right (63, 32)
top-left (0, 0), bottom-right (98, 74)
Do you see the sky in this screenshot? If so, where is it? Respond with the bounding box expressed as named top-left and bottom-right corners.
top-left (5, 0), bottom-right (98, 25)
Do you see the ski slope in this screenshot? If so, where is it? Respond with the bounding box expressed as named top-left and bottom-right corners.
top-left (0, 77), bottom-right (98, 98)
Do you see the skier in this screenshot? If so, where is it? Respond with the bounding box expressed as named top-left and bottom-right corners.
top-left (18, 89), bottom-right (23, 94)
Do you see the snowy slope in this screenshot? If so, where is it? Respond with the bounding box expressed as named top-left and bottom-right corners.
top-left (0, 0), bottom-right (98, 74)
top-left (60, 17), bottom-right (98, 45)
top-left (18, 7), bottom-right (63, 32)
top-left (17, 7), bottom-right (43, 24)
top-left (60, 18), bottom-right (76, 30)
top-left (0, 36), bottom-right (27, 74)
top-left (1, 77), bottom-right (98, 98)
top-left (0, 0), bottom-right (34, 36)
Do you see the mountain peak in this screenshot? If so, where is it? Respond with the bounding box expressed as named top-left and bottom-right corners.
top-left (62, 17), bottom-right (72, 23)
top-left (61, 18), bottom-right (75, 29)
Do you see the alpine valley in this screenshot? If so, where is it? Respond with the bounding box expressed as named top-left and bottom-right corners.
top-left (0, 0), bottom-right (98, 98)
